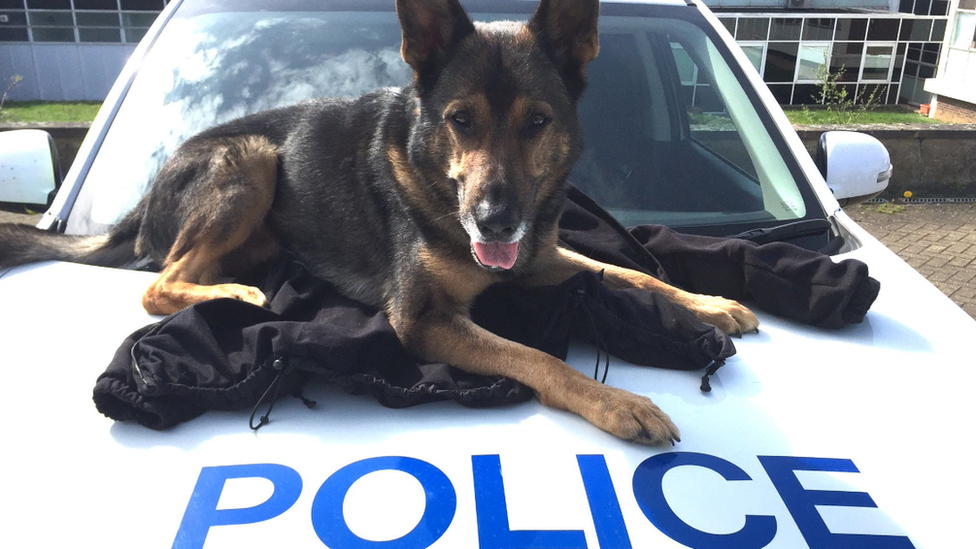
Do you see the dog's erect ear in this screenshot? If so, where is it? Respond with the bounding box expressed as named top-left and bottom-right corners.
top-left (528, 0), bottom-right (600, 97)
top-left (396, 0), bottom-right (476, 74)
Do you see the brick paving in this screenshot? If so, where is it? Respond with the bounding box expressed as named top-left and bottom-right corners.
top-left (847, 202), bottom-right (976, 319)
top-left (4, 202), bottom-right (975, 318)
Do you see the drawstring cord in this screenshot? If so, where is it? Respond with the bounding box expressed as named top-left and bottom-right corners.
top-left (573, 281), bottom-right (611, 384)
top-left (576, 288), bottom-right (611, 383)
top-left (250, 358), bottom-right (287, 431)
top-left (573, 272), bottom-right (725, 392)
top-left (699, 360), bottom-right (724, 393)
top-left (249, 357), bottom-right (317, 431)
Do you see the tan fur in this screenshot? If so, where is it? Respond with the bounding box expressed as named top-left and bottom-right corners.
top-left (525, 247), bottom-right (759, 336)
top-left (141, 135), bottom-right (278, 315)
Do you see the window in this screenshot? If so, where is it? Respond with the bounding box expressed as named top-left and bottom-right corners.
top-left (861, 44), bottom-right (895, 80)
top-left (2, 0), bottom-right (163, 43)
top-left (950, 10), bottom-right (976, 50)
top-left (795, 42), bottom-right (830, 82)
top-left (739, 43), bottom-right (765, 74)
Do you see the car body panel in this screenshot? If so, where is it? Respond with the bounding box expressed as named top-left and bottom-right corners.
top-left (2, 215), bottom-right (973, 548)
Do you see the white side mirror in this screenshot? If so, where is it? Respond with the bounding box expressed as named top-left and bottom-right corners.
top-left (0, 129), bottom-right (62, 206)
top-left (815, 131), bottom-right (891, 207)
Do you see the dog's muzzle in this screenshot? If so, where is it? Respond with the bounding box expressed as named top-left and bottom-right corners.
top-left (464, 203), bottom-right (525, 271)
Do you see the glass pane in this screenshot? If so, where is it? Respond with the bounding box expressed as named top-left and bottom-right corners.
top-left (30, 26), bottom-right (74, 41)
top-left (932, 19), bottom-right (947, 41)
top-left (736, 18), bottom-right (769, 41)
top-left (718, 17), bottom-right (735, 35)
top-left (75, 4), bottom-right (815, 239)
top-left (120, 0), bottom-right (163, 9)
top-left (740, 44), bottom-right (764, 73)
top-left (862, 45), bottom-right (893, 80)
top-left (930, 0), bottom-right (949, 16)
top-left (796, 43), bottom-right (830, 81)
top-left (766, 84), bottom-right (793, 104)
top-left (122, 11), bottom-right (157, 26)
top-left (770, 18), bottom-right (801, 40)
top-left (914, 0), bottom-right (932, 14)
top-left (26, 0), bottom-right (70, 8)
top-left (76, 12), bottom-right (120, 26)
top-left (74, 0), bottom-right (118, 9)
top-left (867, 19), bottom-right (900, 41)
top-left (0, 26), bottom-right (29, 41)
top-left (763, 42), bottom-right (798, 82)
top-left (27, 10), bottom-right (73, 26)
top-left (910, 19), bottom-right (932, 41)
top-left (960, 0), bottom-right (976, 9)
top-left (835, 19), bottom-right (867, 41)
top-left (802, 18), bottom-right (835, 41)
top-left (792, 84), bottom-right (820, 105)
top-left (951, 12), bottom-right (975, 49)
top-left (79, 26), bottom-right (121, 41)
top-left (830, 42), bottom-right (862, 81)
top-left (0, 10), bottom-right (27, 24)
top-left (124, 26), bottom-right (148, 42)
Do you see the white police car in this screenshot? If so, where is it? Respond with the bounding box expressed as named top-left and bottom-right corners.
top-left (1, 0), bottom-right (973, 548)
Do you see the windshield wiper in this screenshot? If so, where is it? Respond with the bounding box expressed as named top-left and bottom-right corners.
top-left (731, 218), bottom-right (831, 245)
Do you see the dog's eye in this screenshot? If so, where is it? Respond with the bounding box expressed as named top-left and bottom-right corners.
top-left (530, 114), bottom-right (550, 127)
top-left (450, 110), bottom-right (472, 129)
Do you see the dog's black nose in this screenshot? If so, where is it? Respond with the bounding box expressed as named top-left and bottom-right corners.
top-left (476, 202), bottom-right (519, 240)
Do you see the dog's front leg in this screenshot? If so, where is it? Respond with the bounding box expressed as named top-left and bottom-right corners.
top-left (529, 247), bottom-right (759, 336)
top-left (392, 311), bottom-right (680, 445)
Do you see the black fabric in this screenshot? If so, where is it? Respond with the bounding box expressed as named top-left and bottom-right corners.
top-left (93, 186), bottom-right (880, 429)
top-left (94, 264), bottom-right (735, 430)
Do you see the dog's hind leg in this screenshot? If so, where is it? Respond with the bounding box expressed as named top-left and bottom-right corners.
top-left (141, 135), bottom-right (279, 315)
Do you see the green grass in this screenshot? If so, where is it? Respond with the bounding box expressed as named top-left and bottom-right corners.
top-left (0, 100), bottom-right (946, 126)
top-left (0, 100), bottom-right (102, 123)
top-left (783, 108), bottom-right (943, 125)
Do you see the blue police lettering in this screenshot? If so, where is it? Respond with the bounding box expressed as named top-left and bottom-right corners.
top-left (172, 453), bottom-right (914, 548)
top-left (173, 463), bottom-right (302, 549)
top-left (632, 452), bottom-right (777, 549)
top-left (758, 456), bottom-right (914, 549)
top-left (310, 456), bottom-right (456, 548)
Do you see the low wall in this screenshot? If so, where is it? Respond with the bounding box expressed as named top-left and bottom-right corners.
top-left (4, 122), bottom-right (976, 199)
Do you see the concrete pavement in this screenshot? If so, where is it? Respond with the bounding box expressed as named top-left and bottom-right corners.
top-left (847, 202), bottom-right (976, 319)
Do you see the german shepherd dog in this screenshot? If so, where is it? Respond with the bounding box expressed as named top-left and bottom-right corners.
top-left (0, 0), bottom-right (758, 444)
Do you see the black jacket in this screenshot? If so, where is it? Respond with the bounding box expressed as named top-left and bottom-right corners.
top-left (93, 187), bottom-right (879, 429)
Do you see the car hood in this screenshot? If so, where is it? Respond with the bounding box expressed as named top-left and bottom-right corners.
top-left (1, 214), bottom-right (973, 548)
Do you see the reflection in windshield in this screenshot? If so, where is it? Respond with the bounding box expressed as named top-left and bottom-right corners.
top-left (70, 5), bottom-right (819, 246)
top-left (83, 12), bottom-right (409, 227)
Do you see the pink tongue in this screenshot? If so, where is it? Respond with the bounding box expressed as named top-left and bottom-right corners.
top-left (473, 241), bottom-right (519, 270)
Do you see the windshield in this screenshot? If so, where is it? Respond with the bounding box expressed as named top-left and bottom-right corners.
top-left (67, 0), bottom-right (826, 248)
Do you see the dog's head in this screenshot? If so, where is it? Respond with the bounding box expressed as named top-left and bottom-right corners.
top-left (396, 0), bottom-right (599, 271)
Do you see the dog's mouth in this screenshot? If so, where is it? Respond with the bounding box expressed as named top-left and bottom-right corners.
top-left (472, 240), bottom-right (520, 271)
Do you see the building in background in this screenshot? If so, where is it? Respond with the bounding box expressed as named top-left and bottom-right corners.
top-left (0, 0), bottom-right (954, 107)
top-left (1, 0), bottom-right (165, 101)
top-left (924, 0), bottom-right (976, 121)
top-left (713, 1), bottom-right (948, 107)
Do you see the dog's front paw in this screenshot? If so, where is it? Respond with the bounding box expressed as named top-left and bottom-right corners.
top-left (588, 387), bottom-right (680, 446)
top-left (685, 294), bottom-right (759, 337)
top-left (213, 283), bottom-right (268, 308)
